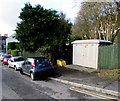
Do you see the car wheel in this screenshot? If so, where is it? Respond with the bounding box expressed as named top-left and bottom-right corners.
top-left (8, 64), bottom-right (10, 68)
top-left (20, 69), bottom-right (23, 74)
top-left (14, 66), bottom-right (17, 71)
top-left (30, 72), bottom-right (35, 80)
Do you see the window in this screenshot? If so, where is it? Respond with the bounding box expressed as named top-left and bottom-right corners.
top-left (4, 55), bottom-right (11, 58)
top-left (35, 58), bottom-right (50, 67)
top-left (14, 57), bottom-right (24, 62)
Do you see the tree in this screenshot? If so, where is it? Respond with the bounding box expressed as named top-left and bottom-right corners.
top-left (15, 3), bottom-right (72, 53)
top-left (72, 1), bottom-right (120, 43)
top-left (72, 2), bottom-right (100, 39)
top-left (97, 2), bottom-right (120, 43)
top-left (113, 1), bottom-right (120, 43)
top-left (15, 3), bottom-right (72, 64)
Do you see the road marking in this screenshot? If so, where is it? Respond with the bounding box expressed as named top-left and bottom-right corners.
top-left (49, 77), bottom-right (120, 98)
top-left (70, 87), bottom-right (119, 100)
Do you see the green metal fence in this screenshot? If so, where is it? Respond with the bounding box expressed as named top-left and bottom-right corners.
top-left (98, 44), bottom-right (120, 69)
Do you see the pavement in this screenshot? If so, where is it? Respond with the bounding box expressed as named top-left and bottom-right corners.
top-left (50, 65), bottom-right (120, 99)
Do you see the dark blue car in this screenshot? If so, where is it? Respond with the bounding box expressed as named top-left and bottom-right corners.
top-left (20, 57), bottom-right (54, 80)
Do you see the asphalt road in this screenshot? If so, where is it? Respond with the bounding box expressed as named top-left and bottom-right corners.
top-left (1, 62), bottom-right (102, 100)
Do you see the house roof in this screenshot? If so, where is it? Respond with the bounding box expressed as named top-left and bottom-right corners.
top-left (9, 33), bottom-right (16, 38)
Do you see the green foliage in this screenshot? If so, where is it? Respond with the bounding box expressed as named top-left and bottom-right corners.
top-left (11, 50), bottom-right (18, 57)
top-left (7, 49), bottom-right (11, 54)
top-left (7, 42), bottom-right (20, 50)
top-left (15, 3), bottom-right (72, 53)
top-left (70, 34), bottom-right (81, 42)
top-left (11, 50), bottom-right (21, 57)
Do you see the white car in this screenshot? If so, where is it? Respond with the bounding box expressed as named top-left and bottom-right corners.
top-left (8, 56), bottom-right (25, 71)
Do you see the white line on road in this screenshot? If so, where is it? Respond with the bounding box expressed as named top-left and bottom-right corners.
top-left (69, 87), bottom-right (119, 100)
top-left (49, 77), bottom-right (120, 98)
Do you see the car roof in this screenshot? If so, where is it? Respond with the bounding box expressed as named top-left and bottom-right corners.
top-left (5, 53), bottom-right (11, 56)
top-left (4, 54), bottom-right (11, 56)
top-left (28, 57), bottom-right (47, 59)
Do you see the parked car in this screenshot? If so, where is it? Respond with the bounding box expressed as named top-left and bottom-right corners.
top-left (2, 54), bottom-right (11, 65)
top-left (8, 56), bottom-right (25, 71)
top-left (0, 52), bottom-right (5, 62)
top-left (20, 57), bottom-right (54, 80)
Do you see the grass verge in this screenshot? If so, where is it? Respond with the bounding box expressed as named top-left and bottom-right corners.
top-left (94, 69), bottom-right (120, 80)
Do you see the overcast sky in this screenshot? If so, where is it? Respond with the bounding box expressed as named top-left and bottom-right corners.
top-left (0, 0), bottom-right (81, 36)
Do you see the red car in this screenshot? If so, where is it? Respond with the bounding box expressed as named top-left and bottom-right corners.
top-left (2, 54), bottom-right (11, 65)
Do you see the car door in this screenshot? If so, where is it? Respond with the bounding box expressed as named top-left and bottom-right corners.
top-left (11, 59), bottom-right (16, 68)
top-left (22, 62), bottom-right (26, 73)
top-left (9, 59), bottom-right (14, 67)
top-left (25, 61), bottom-right (31, 74)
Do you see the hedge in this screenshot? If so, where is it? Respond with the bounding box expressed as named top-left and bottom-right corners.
top-left (11, 50), bottom-right (22, 57)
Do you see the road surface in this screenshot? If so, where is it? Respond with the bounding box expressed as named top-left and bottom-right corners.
top-left (1, 62), bottom-right (105, 100)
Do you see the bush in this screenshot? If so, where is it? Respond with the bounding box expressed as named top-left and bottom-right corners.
top-left (7, 42), bottom-right (19, 50)
top-left (7, 49), bottom-right (11, 54)
top-left (11, 50), bottom-right (21, 57)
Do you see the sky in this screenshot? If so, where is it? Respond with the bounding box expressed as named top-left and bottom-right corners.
top-left (0, 0), bottom-right (82, 36)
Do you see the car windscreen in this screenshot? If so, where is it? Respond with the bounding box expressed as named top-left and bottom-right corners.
top-left (0, 52), bottom-right (5, 55)
top-left (1, 54), bottom-right (5, 57)
top-left (4, 55), bottom-right (11, 58)
top-left (36, 58), bottom-right (50, 67)
top-left (14, 57), bottom-right (24, 62)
